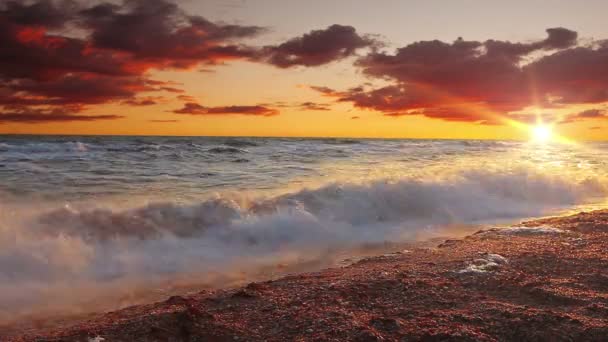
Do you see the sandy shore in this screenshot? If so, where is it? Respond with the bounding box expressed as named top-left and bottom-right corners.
top-left (10, 210), bottom-right (608, 341)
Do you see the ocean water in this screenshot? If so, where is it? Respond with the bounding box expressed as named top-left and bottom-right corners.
top-left (1, 135), bottom-right (608, 323)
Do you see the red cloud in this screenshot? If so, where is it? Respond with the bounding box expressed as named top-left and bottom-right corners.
top-left (173, 102), bottom-right (279, 116)
top-left (311, 28), bottom-right (608, 124)
top-left (123, 96), bottom-right (166, 106)
top-left (0, 0), bottom-right (265, 123)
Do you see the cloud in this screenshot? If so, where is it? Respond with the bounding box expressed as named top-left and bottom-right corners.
top-left (560, 109), bottom-right (607, 123)
top-left (159, 87), bottom-right (185, 93)
top-left (0, 74), bottom-right (171, 120)
top-left (0, 107), bottom-right (122, 123)
top-left (176, 95), bottom-right (196, 102)
top-left (527, 45), bottom-right (608, 105)
top-left (80, 0), bottom-right (264, 65)
top-left (310, 28), bottom-right (608, 124)
top-left (309, 85), bottom-right (342, 96)
top-left (257, 100), bottom-right (331, 111)
top-left (260, 24), bottom-right (376, 68)
top-left (123, 96), bottom-right (166, 106)
top-left (172, 102), bottom-right (279, 116)
top-left (0, 0), bottom-right (78, 29)
top-left (298, 102), bottom-right (331, 111)
top-left (542, 28), bottom-right (578, 49)
top-left (572, 109), bottom-right (607, 118)
top-left (504, 113), bottom-right (558, 125)
top-left (0, 0), bottom-right (266, 122)
top-left (1, 2), bottom-right (603, 129)
top-left (149, 119), bottom-right (179, 123)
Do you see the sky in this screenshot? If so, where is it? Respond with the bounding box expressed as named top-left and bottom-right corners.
top-left (1, 0), bottom-right (607, 139)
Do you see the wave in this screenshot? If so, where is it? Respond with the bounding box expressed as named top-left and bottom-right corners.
top-left (1, 167), bottom-right (606, 322)
top-left (320, 138), bottom-right (362, 145)
top-left (223, 139), bottom-right (260, 147)
top-left (207, 146), bottom-right (247, 154)
top-left (0, 141), bottom-right (91, 154)
top-left (32, 167), bottom-right (606, 241)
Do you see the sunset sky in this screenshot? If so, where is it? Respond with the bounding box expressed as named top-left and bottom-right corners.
top-left (1, 0), bottom-right (607, 139)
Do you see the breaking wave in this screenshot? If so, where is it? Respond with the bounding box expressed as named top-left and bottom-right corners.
top-left (0, 166), bottom-right (606, 323)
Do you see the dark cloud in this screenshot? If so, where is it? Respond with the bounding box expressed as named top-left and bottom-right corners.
top-left (298, 102), bottom-right (331, 111)
top-left (543, 28), bottom-right (578, 49)
top-left (80, 0), bottom-right (264, 65)
top-left (334, 85), bottom-right (441, 113)
top-left (0, 0), bottom-right (78, 29)
top-left (256, 100), bottom-right (330, 112)
top-left (173, 102), bottom-right (278, 116)
top-left (525, 44), bottom-right (608, 105)
top-left (309, 85), bottom-right (341, 96)
top-left (260, 24), bottom-right (376, 68)
top-left (2, 74), bottom-right (152, 106)
top-left (0, 107), bottom-right (122, 123)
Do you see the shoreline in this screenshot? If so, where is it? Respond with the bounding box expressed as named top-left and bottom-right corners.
top-left (9, 209), bottom-right (608, 341)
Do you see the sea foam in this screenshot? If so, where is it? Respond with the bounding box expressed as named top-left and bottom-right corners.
top-left (0, 166), bottom-right (606, 322)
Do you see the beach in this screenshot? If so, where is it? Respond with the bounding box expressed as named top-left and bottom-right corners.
top-left (3, 0), bottom-right (608, 339)
top-left (8, 209), bottom-right (607, 341)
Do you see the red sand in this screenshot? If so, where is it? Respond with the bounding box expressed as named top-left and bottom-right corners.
top-left (9, 210), bottom-right (608, 341)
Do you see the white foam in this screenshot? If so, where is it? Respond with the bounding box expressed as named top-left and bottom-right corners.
top-left (458, 253), bottom-right (508, 274)
top-left (0, 167), bottom-right (605, 322)
top-left (480, 226), bottom-right (566, 236)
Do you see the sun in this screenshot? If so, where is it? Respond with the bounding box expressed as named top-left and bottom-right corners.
top-left (532, 125), bottom-right (552, 142)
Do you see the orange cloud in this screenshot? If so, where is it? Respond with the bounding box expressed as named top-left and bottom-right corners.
top-left (173, 102), bottom-right (279, 116)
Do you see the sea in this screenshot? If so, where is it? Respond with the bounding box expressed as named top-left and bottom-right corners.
top-left (1, 135), bottom-right (607, 323)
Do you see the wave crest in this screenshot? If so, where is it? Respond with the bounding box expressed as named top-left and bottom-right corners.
top-left (32, 168), bottom-right (607, 241)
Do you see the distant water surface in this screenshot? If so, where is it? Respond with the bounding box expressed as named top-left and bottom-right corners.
top-left (2, 135), bottom-right (607, 203)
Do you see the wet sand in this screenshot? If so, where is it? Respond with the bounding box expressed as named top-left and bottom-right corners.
top-left (11, 210), bottom-right (608, 341)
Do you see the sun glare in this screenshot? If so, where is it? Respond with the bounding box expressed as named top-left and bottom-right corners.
top-left (532, 125), bottom-right (552, 143)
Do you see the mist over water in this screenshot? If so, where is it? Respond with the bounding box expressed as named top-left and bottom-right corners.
top-left (1, 136), bottom-right (608, 324)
